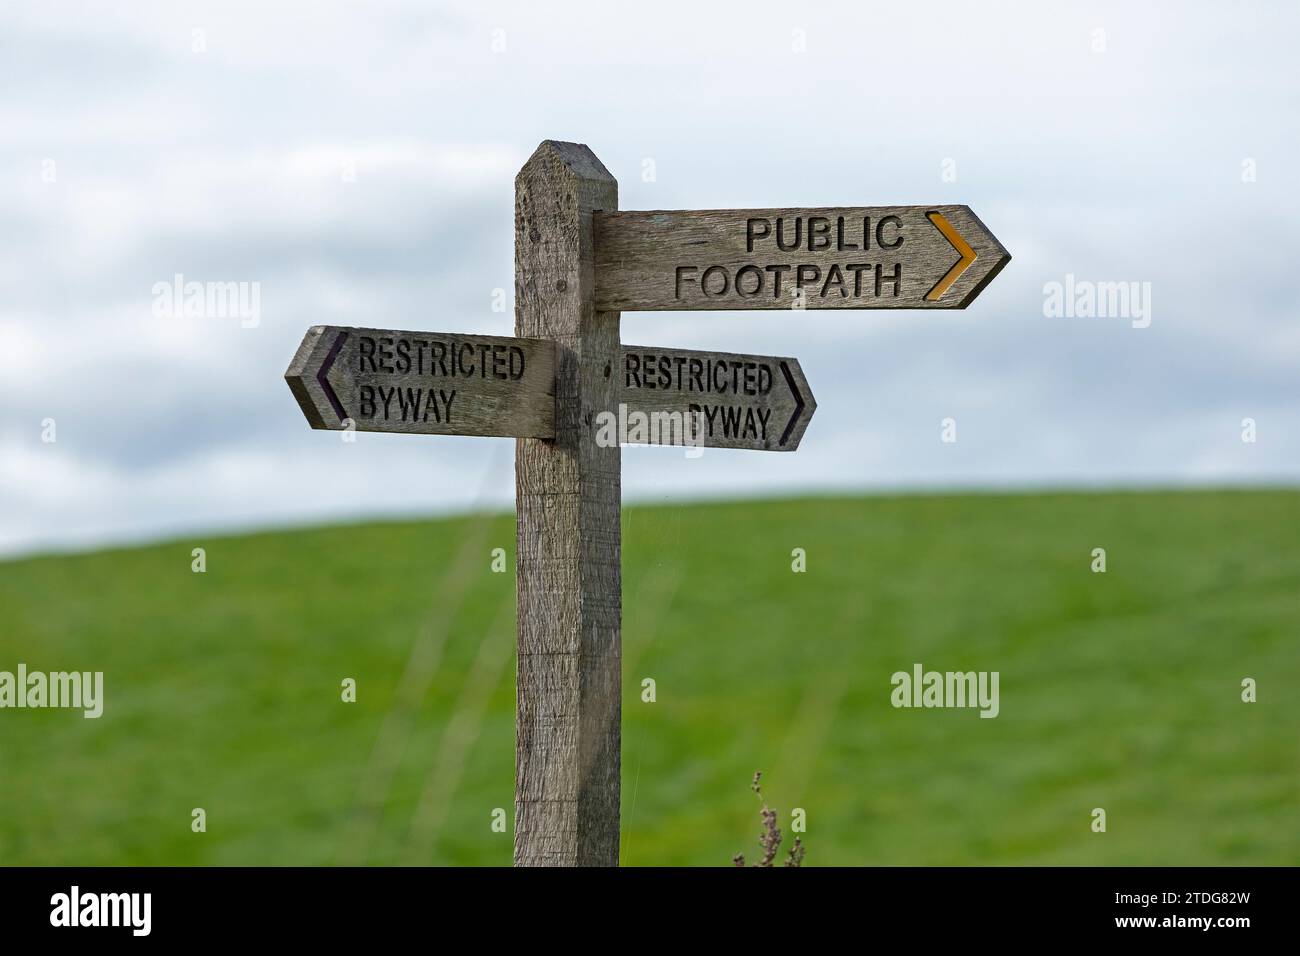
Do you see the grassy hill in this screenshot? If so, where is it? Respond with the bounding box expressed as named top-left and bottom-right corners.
top-left (1, 490), bottom-right (1296, 866)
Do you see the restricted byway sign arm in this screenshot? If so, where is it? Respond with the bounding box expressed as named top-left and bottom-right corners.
top-left (285, 325), bottom-right (556, 439)
top-left (616, 344), bottom-right (816, 451)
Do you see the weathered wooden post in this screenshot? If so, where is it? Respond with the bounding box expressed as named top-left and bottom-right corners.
top-left (513, 141), bottom-right (622, 866)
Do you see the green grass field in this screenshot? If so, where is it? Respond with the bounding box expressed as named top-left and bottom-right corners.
top-left (1, 490), bottom-right (1296, 866)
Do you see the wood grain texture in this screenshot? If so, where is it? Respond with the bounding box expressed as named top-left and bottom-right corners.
top-left (285, 326), bottom-right (554, 438)
top-left (594, 205), bottom-right (1010, 311)
top-left (617, 344), bottom-right (815, 451)
top-left (514, 141), bottom-right (622, 866)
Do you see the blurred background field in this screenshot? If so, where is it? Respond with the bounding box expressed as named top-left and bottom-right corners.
top-left (1, 489), bottom-right (1296, 866)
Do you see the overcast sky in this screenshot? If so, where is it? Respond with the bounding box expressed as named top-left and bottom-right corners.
top-left (2, 0), bottom-right (1297, 556)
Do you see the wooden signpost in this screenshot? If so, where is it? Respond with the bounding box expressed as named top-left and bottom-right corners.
top-left (285, 140), bottom-right (1008, 867)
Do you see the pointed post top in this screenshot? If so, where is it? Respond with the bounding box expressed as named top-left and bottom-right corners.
top-left (517, 140), bottom-right (616, 188)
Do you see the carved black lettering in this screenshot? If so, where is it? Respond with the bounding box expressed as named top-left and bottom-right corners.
top-left (701, 265), bottom-right (729, 296)
top-left (846, 263), bottom-right (870, 297)
top-left (675, 265), bottom-right (697, 297)
top-left (775, 217), bottom-right (802, 252)
top-left (765, 264), bottom-right (790, 297)
top-left (722, 405), bottom-right (742, 436)
top-left (702, 404), bottom-right (720, 436)
top-left (359, 336), bottom-right (378, 372)
top-left (807, 216), bottom-right (830, 251)
top-left (735, 264), bottom-right (763, 297)
top-left (796, 264), bottom-right (821, 289)
top-left (836, 216), bottom-right (859, 251)
top-left (877, 262), bottom-right (902, 296)
top-left (821, 264), bottom-right (847, 297)
top-left (689, 358), bottom-right (704, 392)
top-left (398, 386), bottom-right (420, 420)
top-left (877, 214), bottom-right (903, 249)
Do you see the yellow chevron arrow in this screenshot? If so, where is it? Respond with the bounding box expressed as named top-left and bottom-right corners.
top-left (925, 211), bottom-right (977, 301)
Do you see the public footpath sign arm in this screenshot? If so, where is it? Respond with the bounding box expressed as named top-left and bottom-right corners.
top-left (595, 206), bottom-right (1009, 310)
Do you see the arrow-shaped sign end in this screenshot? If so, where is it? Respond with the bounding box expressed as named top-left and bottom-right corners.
top-left (777, 358), bottom-right (816, 451)
top-left (926, 206), bottom-right (1011, 309)
top-left (284, 326), bottom-right (345, 430)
